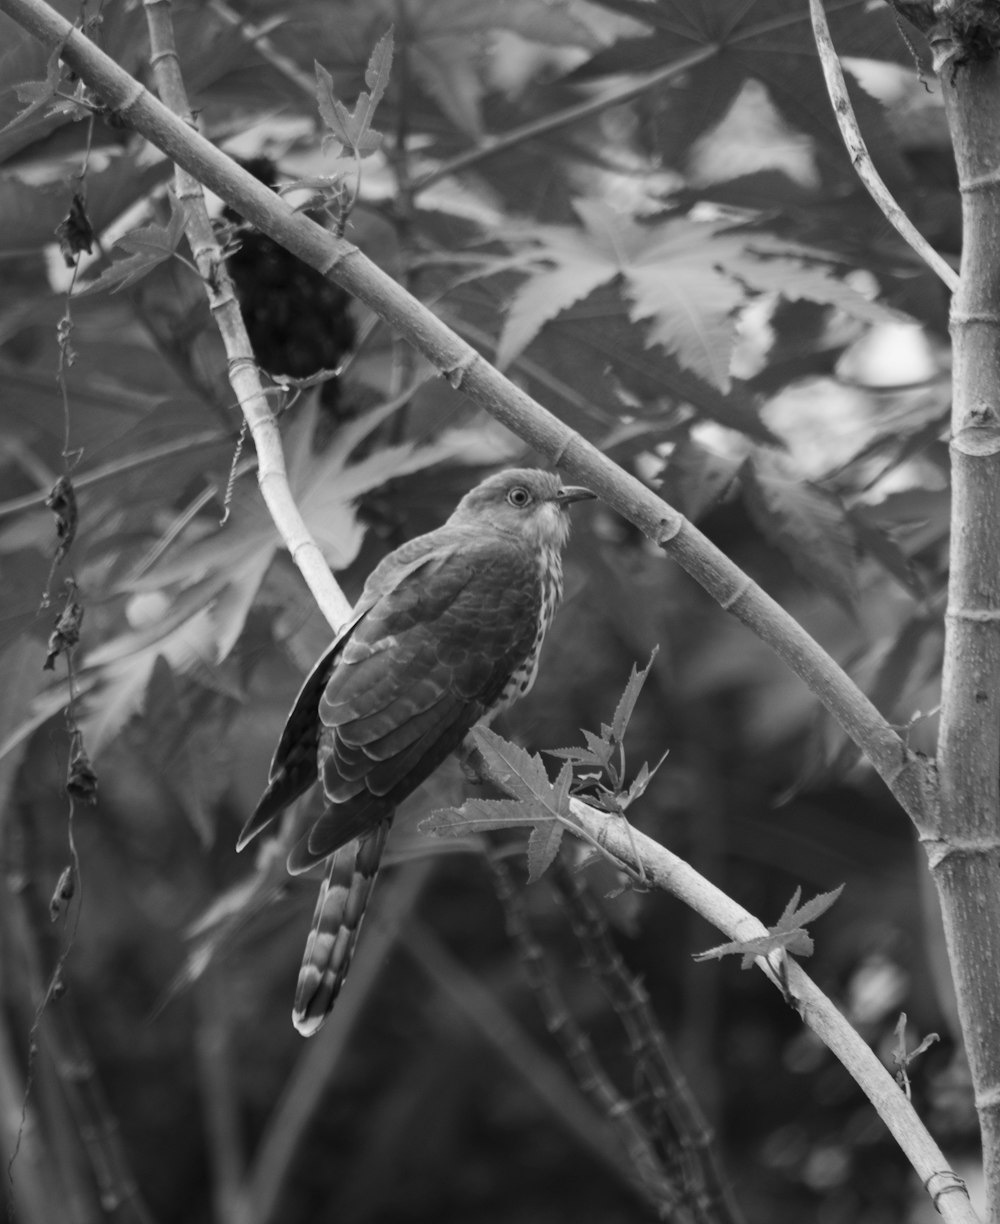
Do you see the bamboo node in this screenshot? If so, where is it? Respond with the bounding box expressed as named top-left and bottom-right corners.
top-left (922, 1169), bottom-right (968, 1207)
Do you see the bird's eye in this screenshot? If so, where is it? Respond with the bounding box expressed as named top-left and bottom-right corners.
top-left (507, 486), bottom-right (532, 508)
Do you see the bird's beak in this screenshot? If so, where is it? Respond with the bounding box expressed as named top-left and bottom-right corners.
top-left (555, 485), bottom-right (596, 507)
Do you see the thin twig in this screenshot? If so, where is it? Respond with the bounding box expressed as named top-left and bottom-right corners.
top-left (808, 0), bottom-right (958, 292)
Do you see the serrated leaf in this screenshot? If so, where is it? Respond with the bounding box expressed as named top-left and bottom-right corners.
top-left (624, 751), bottom-right (669, 807)
top-left (421, 798), bottom-right (550, 838)
top-left (742, 452), bottom-right (858, 609)
top-left (778, 883), bottom-right (844, 930)
top-left (0, 46), bottom-right (66, 136)
top-left (695, 884), bottom-right (841, 968)
top-left (546, 745), bottom-right (608, 767)
top-left (774, 885), bottom-right (803, 931)
top-left (568, 0), bottom-right (913, 193)
top-left (122, 398), bottom-right (466, 670)
top-left (469, 725), bottom-right (553, 804)
top-left (75, 198), bottom-right (187, 296)
top-left (693, 927), bottom-right (812, 968)
top-left (526, 819), bottom-right (565, 883)
top-left (496, 206), bottom-right (888, 396)
top-left (315, 34), bottom-right (392, 160)
top-left (315, 61), bottom-right (351, 148)
top-left (364, 28), bottom-right (394, 111)
top-left (611, 646), bottom-right (659, 742)
top-left (582, 727), bottom-right (614, 766)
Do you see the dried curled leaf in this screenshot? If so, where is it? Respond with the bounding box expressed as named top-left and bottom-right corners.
top-left (49, 864), bottom-right (76, 921)
top-left (46, 474), bottom-right (78, 563)
top-left (67, 744), bottom-right (98, 805)
top-left (56, 192), bottom-right (95, 267)
top-left (44, 586), bottom-right (84, 671)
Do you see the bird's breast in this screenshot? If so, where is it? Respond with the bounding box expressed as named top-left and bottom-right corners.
top-left (493, 544), bottom-right (564, 714)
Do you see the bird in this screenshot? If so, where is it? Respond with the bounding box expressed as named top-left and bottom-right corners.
top-left (238, 468), bottom-right (594, 1036)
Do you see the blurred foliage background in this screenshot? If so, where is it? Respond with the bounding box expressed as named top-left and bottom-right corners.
top-left (0, 0), bottom-right (974, 1220)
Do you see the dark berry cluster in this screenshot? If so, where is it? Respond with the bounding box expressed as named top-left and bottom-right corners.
top-left (225, 158), bottom-right (356, 416)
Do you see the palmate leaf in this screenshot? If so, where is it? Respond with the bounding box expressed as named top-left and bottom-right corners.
top-left (125, 398), bottom-right (466, 660)
top-left (694, 884), bottom-right (844, 969)
top-left (75, 196), bottom-right (188, 296)
top-left (0, 45), bottom-right (74, 137)
top-left (315, 28), bottom-right (394, 159)
top-left (570, 0), bottom-right (913, 187)
top-left (496, 204), bottom-right (899, 393)
top-left (52, 402), bottom-right (469, 757)
top-left (424, 729), bottom-right (576, 882)
top-left (742, 450), bottom-right (859, 610)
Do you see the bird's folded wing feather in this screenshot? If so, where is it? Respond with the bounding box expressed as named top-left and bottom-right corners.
top-left (297, 532), bottom-right (542, 865)
top-left (238, 544), bottom-right (453, 850)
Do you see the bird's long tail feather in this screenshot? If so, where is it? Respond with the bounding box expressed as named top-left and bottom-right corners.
top-left (292, 820), bottom-right (391, 1037)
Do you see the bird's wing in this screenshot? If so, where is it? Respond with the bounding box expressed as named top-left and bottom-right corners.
top-left (237, 539), bottom-right (457, 851)
top-left (291, 532), bottom-right (541, 868)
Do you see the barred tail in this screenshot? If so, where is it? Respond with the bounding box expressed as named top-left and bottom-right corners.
top-left (292, 821), bottom-right (391, 1037)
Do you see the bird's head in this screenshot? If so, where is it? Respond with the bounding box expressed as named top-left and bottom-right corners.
top-left (448, 469), bottom-right (594, 549)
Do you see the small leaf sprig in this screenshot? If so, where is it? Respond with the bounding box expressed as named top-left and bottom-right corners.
top-left (313, 28), bottom-right (394, 227)
top-left (424, 652), bottom-right (666, 887)
top-left (694, 884), bottom-right (845, 977)
top-left (548, 647), bottom-right (667, 821)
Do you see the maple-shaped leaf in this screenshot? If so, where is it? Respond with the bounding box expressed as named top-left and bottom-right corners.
top-left (611, 647), bottom-right (658, 743)
top-left (315, 28), bottom-right (393, 159)
top-left (422, 797), bottom-right (552, 839)
top-left (742, 450), bottom-right (858, 609)
top-left (469, 724), bottom-right (554, 805)
top-left (124, 397), bottom-right (466, 664)
top-left (526, 762), bottom-right (571, 882)
top-left (496, 204), bottom-right (897, 393)
top-left (547, 728), bottom-right (615, 770)
top-left (495, 202), bottom-right (740, 390)
top-left (569, 0), bottom-right (913, 189)
top-left (695, 884), bottom-right (844, 969)
top-left (75, 196), bottom-right (187, 296)
top-left (423, 735), bottom-right (573, 883)
top-left (0, 46), bottom-right (83, 137)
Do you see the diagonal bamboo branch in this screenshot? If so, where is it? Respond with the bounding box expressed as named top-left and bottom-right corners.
top-left (0, 0), bottom-right (936, 833)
